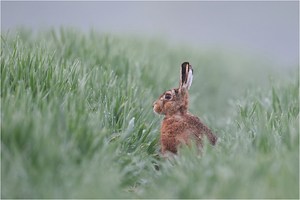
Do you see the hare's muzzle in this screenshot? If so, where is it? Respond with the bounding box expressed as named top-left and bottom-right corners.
top-left (153, 100), bottom-right (162, 114)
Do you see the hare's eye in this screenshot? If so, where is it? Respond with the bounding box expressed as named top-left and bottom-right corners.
top-left (164, 93), bottom-right (172, 100)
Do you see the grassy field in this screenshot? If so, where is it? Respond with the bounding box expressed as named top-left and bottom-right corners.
top-left (1, 28), bottom-right (299, 198)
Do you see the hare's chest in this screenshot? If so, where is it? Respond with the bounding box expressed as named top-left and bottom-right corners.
top-left (160, 117), bottom-right (192, 153)
top-left (161, 117), bottom-right (188, 135)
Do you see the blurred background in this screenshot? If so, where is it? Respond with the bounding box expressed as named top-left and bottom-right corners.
top-left (1, 2), bottom-right (299, 198)
top-left (1, 1), bottom-right (299, 68)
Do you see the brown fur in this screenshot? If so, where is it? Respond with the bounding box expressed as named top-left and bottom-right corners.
top-left (153, 62), bottom-right (217, 155)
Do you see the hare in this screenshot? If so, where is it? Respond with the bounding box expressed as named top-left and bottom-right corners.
top-left (153, 62), bottom-right (217, 155)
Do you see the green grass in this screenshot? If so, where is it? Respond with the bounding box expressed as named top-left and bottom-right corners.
top-left (1, 28), bottom-right (299, 198)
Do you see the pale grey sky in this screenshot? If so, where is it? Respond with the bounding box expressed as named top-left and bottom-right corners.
top-left (1, 1), bottom-right (299, 67)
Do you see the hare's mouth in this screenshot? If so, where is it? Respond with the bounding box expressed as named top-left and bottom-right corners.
top-left (153, 108), bottom-right (159, 115)
top-left (153, 103), bottom-right (163, 115)
top-left (153, 105), bottom-right (159, 114)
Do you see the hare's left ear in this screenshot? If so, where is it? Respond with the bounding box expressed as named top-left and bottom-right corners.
top-left (180, 62), bottom-right (193, 90)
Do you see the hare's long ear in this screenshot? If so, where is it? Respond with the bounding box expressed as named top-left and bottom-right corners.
top-left (180, 62), bottom-right (193, 90)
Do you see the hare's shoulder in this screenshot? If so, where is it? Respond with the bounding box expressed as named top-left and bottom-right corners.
top-left (185, 113), bottom-right (202, 124)
top-left (182, 113), bottom-right (211, 132)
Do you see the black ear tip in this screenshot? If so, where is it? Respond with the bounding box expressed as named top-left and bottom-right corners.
top-left (181, 62), bottom-right (189, 67)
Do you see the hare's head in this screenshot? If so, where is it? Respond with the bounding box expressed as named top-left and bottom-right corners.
top-left (153, 62), bottom-right (193, 116)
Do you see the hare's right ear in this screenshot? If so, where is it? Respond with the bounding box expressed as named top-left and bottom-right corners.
top-left (180, 62), bottom-right (193, 90)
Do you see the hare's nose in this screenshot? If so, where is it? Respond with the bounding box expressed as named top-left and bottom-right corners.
top-left (152, 102), bottom-right (156, 107)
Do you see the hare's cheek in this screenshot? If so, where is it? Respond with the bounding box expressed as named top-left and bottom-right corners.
top-left (165, 102), bottom-right (175, 113)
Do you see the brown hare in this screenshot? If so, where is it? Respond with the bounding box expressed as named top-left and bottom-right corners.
top-left (153, 62), bottom-right (217, 155)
